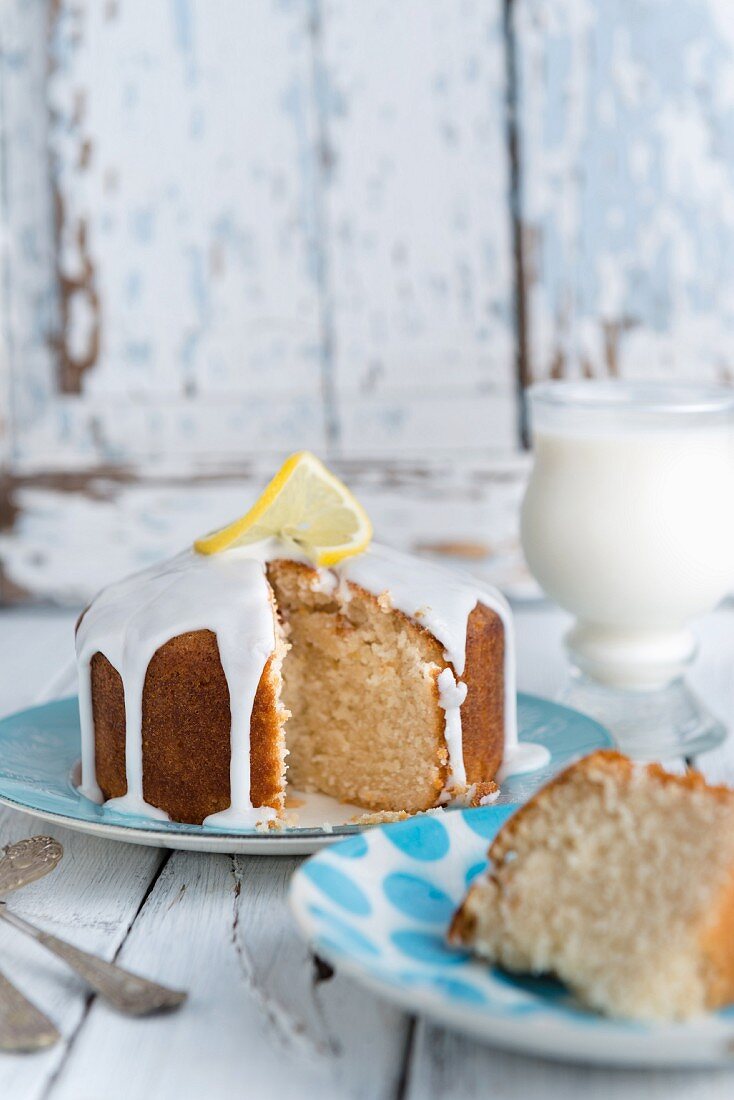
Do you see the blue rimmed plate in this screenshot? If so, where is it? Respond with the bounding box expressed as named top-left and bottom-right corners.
top-left (0, 694), bottom-right (610, 855)
top-left (290, 809), bottom-right (734, 1066)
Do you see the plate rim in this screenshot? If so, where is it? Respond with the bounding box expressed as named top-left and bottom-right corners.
top-left (0, 691), bottom-right (613, 855)
top-left (0, 795), bottom-right (340, 854)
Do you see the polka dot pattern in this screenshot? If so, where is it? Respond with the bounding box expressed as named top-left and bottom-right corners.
top-left (383, 873), bottom-right (455, 924)
top-left (287, 698), bottom-right (719, 1064)
top-left (385, 815), bottom-right (450, 861)
top-left (462, 804), bottom-right (516, 838)
top-left (308, 906), bottom-right (379, 957)
top-left (430, 977), bottom-right (487, 1005)
top-left (465, 860), bottom-right (488, 887)
top-left (391, 929), bottom-right (466, 966)
top-left (331, 834), bottom-right (368, 859)
top-left (302, 862), bottom-right (371, 915)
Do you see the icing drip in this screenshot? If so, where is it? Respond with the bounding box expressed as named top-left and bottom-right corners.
top-left (76, 550), bottom-right (277, 827)
top-left (77, 659), bottom-right (102, 804)
top-left (76, 538), bottom-right (548, 826)
top-left (338, 544), bottom-right (549, 783)
top-left (436, 668), bottom-right (468, 796)
top-left (340, 546), bottom-right (481, 676)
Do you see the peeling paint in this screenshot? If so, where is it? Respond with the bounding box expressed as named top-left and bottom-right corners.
top-left (516, 0), bottom-right (734, 381)
top-left (53, 208), bottom-right (101, 393)
top-left (7, 0), bottom-right (733, 601)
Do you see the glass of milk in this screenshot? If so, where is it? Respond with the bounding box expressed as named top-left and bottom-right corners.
top-left (521, 380), bottom-right (734, 758)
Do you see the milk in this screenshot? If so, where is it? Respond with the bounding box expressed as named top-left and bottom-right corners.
top-left (521, 386), bottom-right (734, 690)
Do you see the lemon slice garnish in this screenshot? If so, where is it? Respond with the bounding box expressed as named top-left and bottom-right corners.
top-left (194, 451), bottom-right (373, 566)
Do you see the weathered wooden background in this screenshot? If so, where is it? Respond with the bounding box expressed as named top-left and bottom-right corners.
top-left (1, 0), bottom-right (732, 603)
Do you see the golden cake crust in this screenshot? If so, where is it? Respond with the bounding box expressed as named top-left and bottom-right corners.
top-left (487, 751), bottom-right (734, 864)
top-left (89, 632), bottom-right (285, 825)
top-left (461, 602), bottom-right (504, 798)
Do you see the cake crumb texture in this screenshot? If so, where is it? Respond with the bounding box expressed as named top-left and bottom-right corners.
top-left (450, 750), bottom-right (734, 1021)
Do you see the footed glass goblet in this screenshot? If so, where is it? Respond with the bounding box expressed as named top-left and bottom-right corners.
top-left (520, 381), bottom-right (734, 759)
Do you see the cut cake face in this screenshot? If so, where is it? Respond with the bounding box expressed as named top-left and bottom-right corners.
top-left (451, 751), bottom-right (734, 1021)
top-left (77, 543), bottom-right (510, 826)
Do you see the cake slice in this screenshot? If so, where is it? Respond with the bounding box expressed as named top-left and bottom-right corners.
top-left (450, 751), bottom-right (734, 1021)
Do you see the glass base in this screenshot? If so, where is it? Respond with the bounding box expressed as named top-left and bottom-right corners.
top-left (558, 673), bottom-right (727, 760)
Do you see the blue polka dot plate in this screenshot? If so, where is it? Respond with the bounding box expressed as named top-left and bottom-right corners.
top-left (290, 808), bottom-right (734, 1067)
top-left (0, 693), bottom-right (609, 856)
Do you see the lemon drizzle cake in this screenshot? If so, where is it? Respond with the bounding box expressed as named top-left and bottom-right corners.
top-left (75, 536), bottom-right (550, 827)
top-left (75, 454), bottom-right (549, 828)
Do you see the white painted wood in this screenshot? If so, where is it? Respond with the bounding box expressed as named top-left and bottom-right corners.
top-left (0, 455), bottom-right (530, 603)
top-left (35, 0), bottom-right (326, 466)
top-left (0, 608), bottom-right (77, 716)
top-left (406, 1024), bottom-right (734, 1099)
top-left (321, 0), bottom-right (517, 455)
top-left (20, 0), bottom-right (520, 470)
top-left (0, 806), bottom-right (164, 1100)
top-left (47, 853), bottom-right (410, 1100)
top-left (0, 0), bottom-right (57, 453)
top-left (0, 0), bottom-right (526, 596)
top-left (515, 0), bottom-right (734, 383)
top-left (0, 607), bottom-right (166, 1100)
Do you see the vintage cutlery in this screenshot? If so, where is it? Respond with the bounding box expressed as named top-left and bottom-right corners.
top-left (0, 836), bottom-right (63, 899)
top-left (0, 970), bottom-right (60, 1053)
top-left (0, 907), bottom-right (186, 1016)
top-left (0, 836), bottom-right (186, 1017)
top-left (0, 837), bottom-right (63, 1051)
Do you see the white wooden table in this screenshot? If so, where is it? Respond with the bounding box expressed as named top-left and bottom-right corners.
top-left (1, 602), bottom-right (734, 1100)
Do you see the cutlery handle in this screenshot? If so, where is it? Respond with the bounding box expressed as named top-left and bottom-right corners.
top-left (0, 969), bottom-right (59, 1052)
top-left (0, 837), bottom-right (63, 899)
top-left (0, 907), bottom-right (186, 1016)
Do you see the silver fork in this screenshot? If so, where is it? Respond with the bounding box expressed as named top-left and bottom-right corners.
top-left (0, 836), bottom-right (186, 1019)
top-left (0, 970), bottom-right (59, 1052)
top-left (0, 906), bottom-right (186, 1016)
top-left (0, 838), bottom-right (65, 1052)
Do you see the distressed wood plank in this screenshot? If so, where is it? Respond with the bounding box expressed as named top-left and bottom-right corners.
top-left (0, 0), bottom-right (57, 451)
top-left (47, 852), bottom-right (410, 1100)
top-left (0, 455), bottom-right (530, 603)
top-left (0, 808), bottom-right (164, 1100)
top-left (320, 0), bottom-right (518, 455)
top-left (405, 1024), bottom-right (734, 1099)
top-left (0, 608), bottom-right (165, 1100)
top-left (0, 607), bottom-right (77, 715)
top-left (515, 0), bottom-right (734, 382)
top-left (36, 0), bottom-right (326, 463)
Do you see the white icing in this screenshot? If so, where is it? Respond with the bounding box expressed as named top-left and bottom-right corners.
top-left (76, 538), bottom-right (548, 826)
top-left (338, 544), bottom-right (549, 781)
top-left (77, 659), bottom-right (103, 804)
top-left (76, 550), bottom-right (277, 827)
top-left (436, 668), bottom-right (468, 793)
top-left (497, 741), bottom-right (552, 782)
top-left (339, 545), bottom-right (482, 676)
